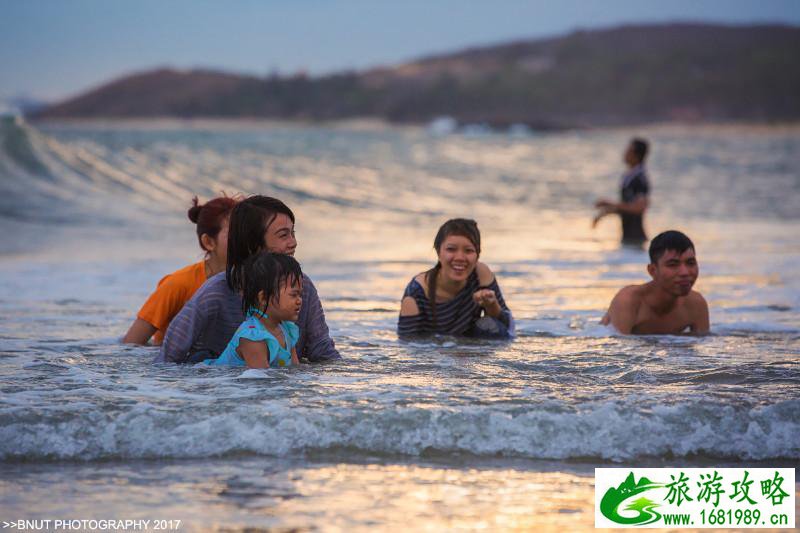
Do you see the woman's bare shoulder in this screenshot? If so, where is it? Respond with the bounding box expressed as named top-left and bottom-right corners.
top-left (400, 296), bottom-right (420, 317)
top-left (413, 272), bottom-right (428, 290)
top-left (475, 262), bottom-right (495, 285)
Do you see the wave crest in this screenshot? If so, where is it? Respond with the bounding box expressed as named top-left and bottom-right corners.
top-left (1, 399), bottom-right (797, 462)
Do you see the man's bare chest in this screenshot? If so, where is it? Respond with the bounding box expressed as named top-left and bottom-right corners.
top-left (632, 305), bottom-right (692, 335)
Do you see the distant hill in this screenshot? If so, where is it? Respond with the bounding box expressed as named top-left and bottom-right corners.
top-left (34, 23), bottom-right (800, 128)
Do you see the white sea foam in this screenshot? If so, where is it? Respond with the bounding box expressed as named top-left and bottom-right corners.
top-left (1, 399), bottom-right (797, 461)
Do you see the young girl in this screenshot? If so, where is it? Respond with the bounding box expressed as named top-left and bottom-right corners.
top-left (205, 252), bottom-right (303, 368)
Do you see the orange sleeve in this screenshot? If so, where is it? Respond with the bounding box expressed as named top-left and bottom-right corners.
top-left (137, 262), bottom-right (206, 342)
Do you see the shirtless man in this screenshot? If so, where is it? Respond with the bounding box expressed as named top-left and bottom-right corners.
top-left (601, 230), bottom-right (709, 335)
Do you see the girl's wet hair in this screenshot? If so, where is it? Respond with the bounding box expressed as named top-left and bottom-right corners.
top-left (240, 252), bottom-right (303, 317)
top-left (226, 195), bottom-right (296, 291)
top-left (187, 194), bottom-right (240, 252)
top-left (425, 218), bottom-right (481, 326)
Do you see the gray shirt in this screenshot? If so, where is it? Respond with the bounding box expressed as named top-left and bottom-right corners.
top-left (154, 272), bottom-right (340, 363)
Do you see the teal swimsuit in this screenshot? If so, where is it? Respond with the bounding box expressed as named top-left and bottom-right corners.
top-left (204, 315), bottom-right (299, 367)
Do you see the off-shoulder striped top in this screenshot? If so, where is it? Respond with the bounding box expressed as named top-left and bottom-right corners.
top-left (397, 270), bottom-right (513, 338)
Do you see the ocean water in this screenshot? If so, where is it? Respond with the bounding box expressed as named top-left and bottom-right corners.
top-left (0, 118), bottom-right (798, 530)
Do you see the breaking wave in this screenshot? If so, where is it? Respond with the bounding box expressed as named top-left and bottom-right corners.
top-left (1, 398), bottom-right (797, 462)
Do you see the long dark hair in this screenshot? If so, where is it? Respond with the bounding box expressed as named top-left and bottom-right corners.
top-left (226, 195), bottom-right (295, 291)
top-left (187, 194), bottom-right (240, 252)
top-left (240, 252), bottom-right (303, 317)
top-left (425, 218), bottom-right (481, 325)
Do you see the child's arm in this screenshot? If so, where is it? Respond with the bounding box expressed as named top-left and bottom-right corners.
top-left (237, 338), bottom-right (270, 368)
top-left (291, 346), bottom-right (299, 365)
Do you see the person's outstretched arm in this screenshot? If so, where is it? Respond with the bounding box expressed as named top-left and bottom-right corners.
top-left (123, 318), bottom-right (158, 345)
top-left (125, 273), bottom-right (192, 345)
top-left (595, 196), bottom-right (648, 216)
top-left (592, 207), bottom-right (614, 228)
top-left (616, 195), bottom-right (649, 215)
top-left (596, 173), bottom-right (649, 218)
top-left (298, 275), bottom-right (340, 362)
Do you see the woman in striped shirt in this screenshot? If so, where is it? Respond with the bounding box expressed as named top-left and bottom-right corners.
top-left (398, 219), bottom-right (514, 338)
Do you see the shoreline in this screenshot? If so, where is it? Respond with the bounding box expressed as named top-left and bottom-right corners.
top-left (25, 115), bottom-right (800, 134)
top-left (4, 448), bottom-right (799, 470)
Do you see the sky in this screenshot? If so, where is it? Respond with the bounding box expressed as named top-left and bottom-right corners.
top-left (2, 0), bottom-right (799, 102)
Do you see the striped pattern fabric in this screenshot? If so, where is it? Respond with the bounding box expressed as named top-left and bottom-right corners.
top-left (397, 270), bottom-right (512, 337)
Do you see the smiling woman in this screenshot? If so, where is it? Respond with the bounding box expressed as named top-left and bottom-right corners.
top-left (398, 218), bottom-right (514, 338)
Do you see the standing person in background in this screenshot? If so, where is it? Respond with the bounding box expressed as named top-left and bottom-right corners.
top-left (155, 195), bottom-right (339, 364)
top-left (123, 195), bottom-right (239, 345)
top-left (593, 138), bottom-right (651, 247)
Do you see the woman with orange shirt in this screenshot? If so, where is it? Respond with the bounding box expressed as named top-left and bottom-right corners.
top-left (123, 195), bottom-right (239, 345)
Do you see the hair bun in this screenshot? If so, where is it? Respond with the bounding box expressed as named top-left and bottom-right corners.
top-left (187, 196), bottom-right (202, 224)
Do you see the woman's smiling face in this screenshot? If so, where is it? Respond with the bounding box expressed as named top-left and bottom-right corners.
top-left (437, 234), bottom-right (478, 282)
top-left (263, 213), bottom-right (297, 256)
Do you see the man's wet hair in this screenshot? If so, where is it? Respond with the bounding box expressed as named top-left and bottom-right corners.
top-left (649, 230), bottom-right (695, 264)
top-left (631, 138), bottom-right (649, 162)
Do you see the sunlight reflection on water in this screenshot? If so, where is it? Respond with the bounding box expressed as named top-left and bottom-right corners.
top-left (0, 120), bottom-right (798, 530)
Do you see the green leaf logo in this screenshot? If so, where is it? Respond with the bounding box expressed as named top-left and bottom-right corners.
top-left (600, 472), bottom-right (665, 525)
